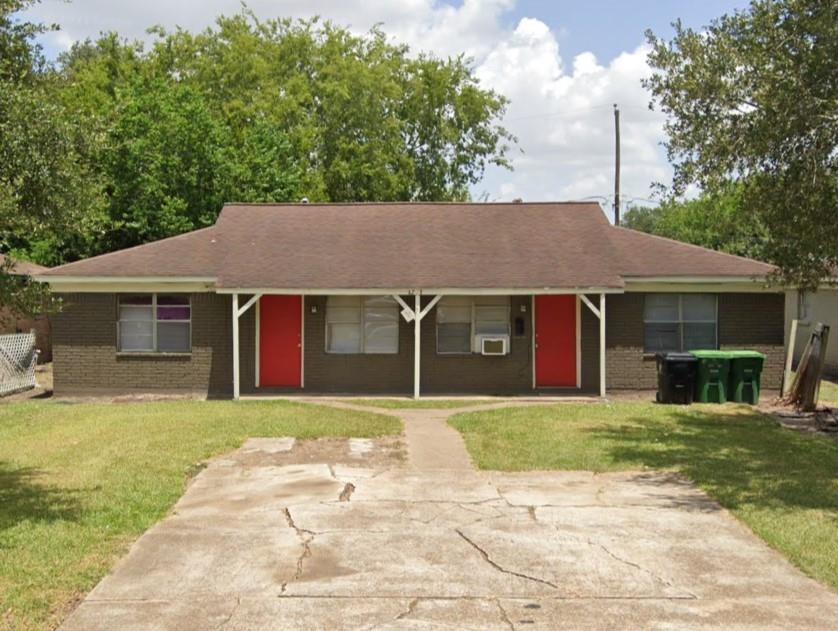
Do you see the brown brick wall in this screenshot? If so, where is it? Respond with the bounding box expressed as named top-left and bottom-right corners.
top-left (718, 293), bottom-right (785, 389)
top-left (605, 294), bottom-right (655, 389)
top-left (421, 295), bottom-right (533, 394)
top-left (52, 293), bottom-right (232, 396)
top-left (604, 292), bottom-right (785, 390)
top-left (52, 291), bottom-right (785, 396)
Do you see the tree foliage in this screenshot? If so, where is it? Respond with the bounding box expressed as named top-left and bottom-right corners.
top-left (51, 13), bottom-right (513, 252)
top-left (644, 0), bottom-right (837, 288)
top-left (623, 186), bottom-right (770, 261)
top-left (0, 0), bottom-right (87, 315)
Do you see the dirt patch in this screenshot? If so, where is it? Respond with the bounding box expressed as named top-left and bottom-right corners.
top-left (230, 436), bottom-right (405, 469)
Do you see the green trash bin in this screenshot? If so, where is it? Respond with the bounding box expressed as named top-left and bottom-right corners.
top-left (727, 350), bottom-right (766, 405)
top-left (689, 350), bottom-right (732, 403)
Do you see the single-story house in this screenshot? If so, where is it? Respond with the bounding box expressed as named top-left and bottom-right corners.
top-left (36, 202), bottom-right (785, 398)
top-left (1, 253), bottom-right (52, 363)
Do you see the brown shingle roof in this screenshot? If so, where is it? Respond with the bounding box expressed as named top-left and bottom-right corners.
top-left (41, 202), bottom-right (776, 288)
top-left (606, 226), bottom-right (774, 278)
top-left (0, 253), bottom-right (48, 276)
top-left (214, 202), bottom-right (624, 289)
top-left (41, 227), bottom-right (218, 278)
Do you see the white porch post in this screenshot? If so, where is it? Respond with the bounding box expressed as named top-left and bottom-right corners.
top-left (414, 293), bottom-right (421, 400)
top-left (232, 293), bottom-right (240, 400)
top-left (599, 293), bottom-right (606, 398)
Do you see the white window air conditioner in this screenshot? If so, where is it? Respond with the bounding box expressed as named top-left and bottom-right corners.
top-left (478, 334), bottom-right (509, 356)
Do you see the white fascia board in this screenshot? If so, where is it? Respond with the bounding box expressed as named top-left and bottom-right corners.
top-left (623, 275), bottom-right (768, 283)
top-left (623, 277), bottom-right (781, 293)
top-left (35, 276), bottom-right (217, 293)
top-left (215, 287), bottom-right (625, 296)
top-left (34, 276), bottom-right (216, 282)
top-left (417, 287), bottom-right (625, 295)
top-left (216, 288), bottom-right (415, 296)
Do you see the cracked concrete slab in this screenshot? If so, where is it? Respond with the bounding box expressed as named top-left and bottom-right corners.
top-left (60, 436), bottom-right (838, 630)
top-left (241, 436), bottom-right (296, 453)
top-left (348, 437), bottom-right (374, 456)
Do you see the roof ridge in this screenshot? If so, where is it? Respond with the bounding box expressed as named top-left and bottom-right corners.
top-left (610, 225), bottom-right (774, 269)
top-left (43, 225), bottom-right (217, 275)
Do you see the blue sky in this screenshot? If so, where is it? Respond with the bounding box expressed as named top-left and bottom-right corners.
top-left (508, 1), bottom-right (747, 61)
top-left (21, 0), bottom-right (751, 213)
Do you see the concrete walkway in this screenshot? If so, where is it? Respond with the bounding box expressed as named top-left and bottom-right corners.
top-left (303, 398), bottom-right (562, 471)
top-left (397, 408), bottom-right (473, 469)
top-left (60, 415), bottom-right (838, 630)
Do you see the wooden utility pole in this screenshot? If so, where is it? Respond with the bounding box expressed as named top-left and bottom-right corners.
top-left (613, 103), bottom-right (621, 225)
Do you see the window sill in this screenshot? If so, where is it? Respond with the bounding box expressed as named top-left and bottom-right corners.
top-left (436, 352), bottom-right (505, 357)
top-left (324, 352), bottom-right (399, 356)
top-left (116, 351), bottom-right (192, 358)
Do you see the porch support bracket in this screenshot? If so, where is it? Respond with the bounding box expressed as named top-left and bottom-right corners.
top-left (237, 293), bottom-right (262, 319)
top-left (232, 292), bottom-right (263, 400)
top-left (579, 294), bottom-right (601, 320)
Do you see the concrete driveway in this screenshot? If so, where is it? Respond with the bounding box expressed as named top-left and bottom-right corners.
top-left (61, 433), bottom-right (838, 630)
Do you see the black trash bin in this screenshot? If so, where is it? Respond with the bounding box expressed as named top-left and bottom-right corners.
top-left (656, 352), bottom-right (699, 404)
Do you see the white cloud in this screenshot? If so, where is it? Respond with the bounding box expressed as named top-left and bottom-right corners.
top-left (475, 18), bottom-right (668, 212)
top-left (23, 0), bottom-right (670, 216)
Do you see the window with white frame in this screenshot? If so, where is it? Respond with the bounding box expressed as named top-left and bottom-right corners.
top-left (118, 294), bottom-right (191, 352)
top-left (436, 296), bottom-right (510, 354)
top-left (326, 296), bottom-right (398, 354)
top-left (644, 294), bottom-right (717, 353)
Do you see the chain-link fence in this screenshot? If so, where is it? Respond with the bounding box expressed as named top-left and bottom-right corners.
top-left (0, 331), bottom-right (38, 397)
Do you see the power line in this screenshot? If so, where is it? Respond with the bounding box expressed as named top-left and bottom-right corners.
top-left (505, 103), bottom-right (651, 122)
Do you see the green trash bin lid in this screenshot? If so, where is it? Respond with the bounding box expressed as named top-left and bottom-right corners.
top-left (689, 350), bottom-right (732, 358)
top-left (725, 350), bottom-right (766, 359)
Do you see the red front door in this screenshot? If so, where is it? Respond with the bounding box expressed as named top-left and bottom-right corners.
top-left (259, 295), bottom-right (302, 387)
top-left (535, 295), bottom-right (577, 387)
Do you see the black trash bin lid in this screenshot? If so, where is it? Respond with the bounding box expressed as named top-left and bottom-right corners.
top-left (656, 352), bottom-right (698, 362)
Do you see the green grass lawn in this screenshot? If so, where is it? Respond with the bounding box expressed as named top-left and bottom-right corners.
top-left (348, 398), bottom-right (490, 409)
top-left (449, 402), bottom-right (838, 590)
top-left (0, 400), bottom-right (399, 631)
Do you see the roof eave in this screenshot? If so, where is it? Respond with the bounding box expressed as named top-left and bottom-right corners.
top-left (213, 286), bottom-right (625, 295)
top-left (35, 276), bottom-right (217, 293)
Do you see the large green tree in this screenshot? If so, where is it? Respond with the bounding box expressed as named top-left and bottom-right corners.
top-left (100, 77), bottom-right (300, 249)
top-left (0, 0), bottom-right (102, 316)
top-left (645, 0), bottom-right (837, 288)
top-left (623, 185), bottom-right (770, 261)
top-left (53, 13), bottom-right (513, 251)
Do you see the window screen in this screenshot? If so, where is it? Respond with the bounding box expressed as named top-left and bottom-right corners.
top-left (156, 295), bottom-right (191, 352)
top-left (118, 294), bottom-right (191, 352)
top-left (363, 296), bottom-right (399, 354)
top-left (326, 296), bottom-right (362, 353)
top-left (644, 294), bottom-right (717, 352)
top-left (473, 298), bottom-right (510, 350)
top-left (436, 297), bottom-right (472, 354)
top-left (119, 295), bottom-right (154, 351)
top-left (326, 296), bottom-right (398, 354)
